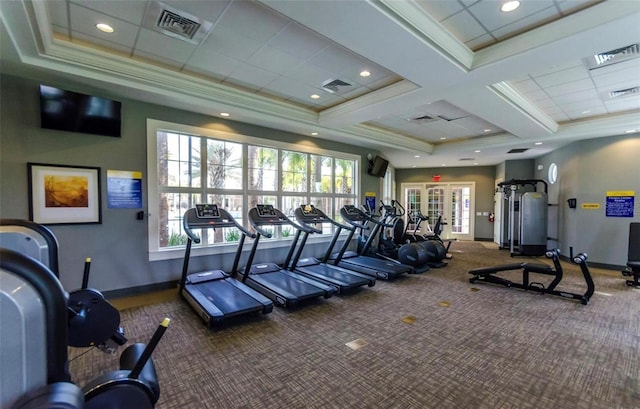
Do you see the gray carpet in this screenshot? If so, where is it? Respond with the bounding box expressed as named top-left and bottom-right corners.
top-left (69, 242), bottom-right (640, 408)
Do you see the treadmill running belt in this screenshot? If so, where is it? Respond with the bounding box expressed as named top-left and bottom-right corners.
top-left (249, 271), bottom-right (325, 299)
top-left (189, 279), bottom-right (264, 314)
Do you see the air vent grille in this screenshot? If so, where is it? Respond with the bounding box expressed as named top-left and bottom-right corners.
top-left (507, 148), bottom-right (529, 154)
top-left (157, 9), bottom-right (201, 39)
top-left (585, 43), bottom-right (639, 70)
top-left (609, 86), bottom-right (639, 99)
top-left (459, 158), bottom-right (475, 161)
top-left (322, 79), bottom-right (352, 94)
top-left (142, 1), bottom-right (213, 45)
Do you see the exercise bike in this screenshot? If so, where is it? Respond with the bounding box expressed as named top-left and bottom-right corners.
top-left (1, 219), bottom-right (170, 408)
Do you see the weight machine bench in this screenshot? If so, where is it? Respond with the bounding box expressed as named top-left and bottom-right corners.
top-left (469, 249), bottom-right (595, 305)
top-left (621, 223), bottom-right (640, 287)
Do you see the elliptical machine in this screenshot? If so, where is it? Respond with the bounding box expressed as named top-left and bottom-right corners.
top-left (407, 209), bottom-right (453, 261)
top-left (375, 201), bottom-right (431, 273)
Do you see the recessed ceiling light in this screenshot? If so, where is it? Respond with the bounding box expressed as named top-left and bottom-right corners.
top-left (96, 23), bottom-right (114, 33)
top-left (440, 137), bottom-right (447, 140)
top-left (473, 163), bottom-right (479, 165)
top-left (441, 164), bottom-right (446, 166)
top-left (582, 110), bottom-right (591, 114)
top-left (220, 112), bottom-right (230, 117)
top-left (311, 132), bottom-right (318, 136)
top-left (310, 94), bottom-right (320, 99)
top-left (534, 142), bottom-right (543, 145)
top-left (501, 1), bottom-right (520, 12)
top-left (360, 70), bottom-right (371, 77)
top-left (414, 155), bottom-right (420, 158)
top-left (483, 129), bottom-right (491, 132)
top-left (474, 150), bottom-right (481, 153)
top-left (412, 165), bottom-right (417, 168)
top-left (625, 129), bottom-right (636, 133)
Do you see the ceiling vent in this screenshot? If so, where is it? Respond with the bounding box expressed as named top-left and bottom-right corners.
top-left (459, 158), bottom-right (475, 161)
top-left (143, 1), bottom-right (213, 45)
top-left (322, 79), bottom-right (352, 94)
top-left (507, 148), bottom-right (529, 154)
top-left (409, 114), bottom-right (438, 124)
top-left (584, 43), bottom-right (640, 70)
top-left (609, 86), bottom-right (639, 99)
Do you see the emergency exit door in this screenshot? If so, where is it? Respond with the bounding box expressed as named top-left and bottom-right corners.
top-left (403, 182), bottom-right (475, 241)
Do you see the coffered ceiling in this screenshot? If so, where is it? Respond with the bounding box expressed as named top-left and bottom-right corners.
top-left (1, 0), bottom-right (639, 168)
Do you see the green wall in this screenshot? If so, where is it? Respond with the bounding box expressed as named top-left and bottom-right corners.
top-left (0, 74), bottom-right (381, 293)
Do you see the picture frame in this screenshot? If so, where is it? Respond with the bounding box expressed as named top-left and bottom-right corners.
top-left (28, 163), bottom-right (102, 225)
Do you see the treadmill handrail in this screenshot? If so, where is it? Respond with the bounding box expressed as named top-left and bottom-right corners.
top-left (340, 206), bottom-right (392, 228)
top-left (183, 207), bottom-right (255, 243)
top-left (247, 207), bottom-right (318, 236)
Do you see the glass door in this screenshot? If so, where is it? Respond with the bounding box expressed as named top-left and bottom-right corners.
top-left (403, 182), bottom-right (475, 241)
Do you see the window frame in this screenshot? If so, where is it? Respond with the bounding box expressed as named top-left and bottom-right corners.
top-left (147, 119), bottom-right (360, 261)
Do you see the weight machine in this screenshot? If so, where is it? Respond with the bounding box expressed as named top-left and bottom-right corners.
top-left (497, 179), bottom-right (548, 256)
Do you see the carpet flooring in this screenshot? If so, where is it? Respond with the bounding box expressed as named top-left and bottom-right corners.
top-left (69, 241), bottom-right (640, 409)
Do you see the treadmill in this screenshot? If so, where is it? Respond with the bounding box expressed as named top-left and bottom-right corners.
top-left (331, 205), bottom-right (413, 280)
top-left (290, 204), bottom-right (375, 293)
top-left (240, 204), bottom-right (335, 307)
top-left (180, 204), bottom-right (273, 327)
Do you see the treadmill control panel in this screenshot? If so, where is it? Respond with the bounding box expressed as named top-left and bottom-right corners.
top-left (300, 204), bottom-right (319, 216)
top-left (343, 205), bottom-right (359, 216)
top-left (256, 204), bottom-right (277, 217)
top-left (195, 204), bottom-right (220, 218)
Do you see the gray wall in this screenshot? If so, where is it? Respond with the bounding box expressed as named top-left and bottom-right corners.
top-left (0, 74), bottom-right (382, 293)
top-left (535, 134), bottom-right (640, 267)
top-left (395, 166), bottom-right (497, 240)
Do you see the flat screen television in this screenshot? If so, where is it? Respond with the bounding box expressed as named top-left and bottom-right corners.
top-left (39, 85), bottom-right (122, 137)
top-left (368, 155), bottom-right (389, 178)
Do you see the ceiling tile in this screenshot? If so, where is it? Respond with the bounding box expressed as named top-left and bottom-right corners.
top-left (134, 28), bottom-right (197, 64)
top-left (544, 78), bottom-right (595, 97)
top-left (442, 10), bottom-right (487, 43)
top-left (533, 66), bottom-right (590, 88)
top-left (268, 22), bottom-right (331, 61)
top-left (550, 88), bottom-right (600, 104)
top-left (468, 0), bottom-right (555, 32)
top-left (216, 0), bottom-right (289, 43)
top-left (185, 49), bottom-right (240, 80)
top-left (492, 6), bottom-right (559, 40)
top-left (71, 31), bottom-right (134, 55)
top-left (307, 45), bottom-right (360, 76)
top-left (465, 33), bottom-right (495, 50)
top-left (226, 63), bottom-right (280, 91)
top-left (248, 45), bottom-right (306, 76)
top-left (70, 0), bottom-right (147, 25)
top-left (199, 28), bottom-right (264, 61)
top-left (415, 0), bottom-right (464, 22)
top-left (69, 3), bottom-right (139, 49)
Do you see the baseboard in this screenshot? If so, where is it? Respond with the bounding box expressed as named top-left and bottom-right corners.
top-left (104, 280), bottom-right (178, 300)
top-left (473, 237), bottom-right (494, 242)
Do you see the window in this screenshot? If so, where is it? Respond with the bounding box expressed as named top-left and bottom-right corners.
top-left (147, 120), bottom-right (360, 260)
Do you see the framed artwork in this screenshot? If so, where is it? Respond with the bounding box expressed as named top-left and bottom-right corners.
top-left (28, 163), bottom-right (102, 224)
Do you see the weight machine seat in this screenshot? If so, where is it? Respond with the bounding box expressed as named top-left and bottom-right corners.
top-left (522, 263), bottom-right (554, 274)
top-left (469, 263), bottom-right (524, 276)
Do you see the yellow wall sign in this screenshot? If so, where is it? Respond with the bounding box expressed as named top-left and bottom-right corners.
top-left (606, 191), bottom-right (635, 197)
top-left (582, 203), bottom-right (600, 209)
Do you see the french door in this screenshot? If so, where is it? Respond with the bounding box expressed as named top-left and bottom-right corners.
top-left (402, 182), bottom-right (475, 241)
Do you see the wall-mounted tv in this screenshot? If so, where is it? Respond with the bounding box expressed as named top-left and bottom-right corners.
top-left (368, 155), bottom-right (389, 178)
top-left (39, 85), bottom-right (122, 137)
